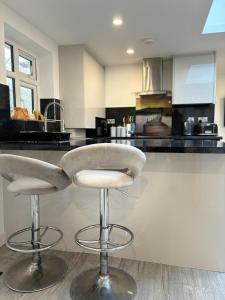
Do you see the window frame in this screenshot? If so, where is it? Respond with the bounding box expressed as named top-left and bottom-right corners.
top-left (4, 39), bottom-right (39, 113)
top-left (20, 82), bottom-right (38, 115)
top-left (6, 76), bottom-right (16, 109)
top-left (5, 42), bottom-right (14, 72)
top-left (18, 49), bottom-right (37, 80)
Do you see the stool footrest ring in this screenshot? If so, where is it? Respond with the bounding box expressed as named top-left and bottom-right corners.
top-left (75, 224), bottom-right (134, 252)
top-left (6, 225), bottom-right (63, 253)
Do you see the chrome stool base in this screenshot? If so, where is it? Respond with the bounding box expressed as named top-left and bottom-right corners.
top-left (70, 267), bottom-right (137, 300)
top-left (4, 255), bottom-right (67, 293)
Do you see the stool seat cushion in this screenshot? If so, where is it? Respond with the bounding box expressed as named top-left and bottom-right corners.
top-left (75, 170), bottom-right (133, 189)
top-left (61, 143), bottom-right (146, 189)
top-left (0, 154), bottom-right (71, 196)
top-left (7, 176), bottom-right (57, 195)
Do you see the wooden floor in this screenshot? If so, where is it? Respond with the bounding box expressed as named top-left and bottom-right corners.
top-left (0, 245), bottom-right (225, 300)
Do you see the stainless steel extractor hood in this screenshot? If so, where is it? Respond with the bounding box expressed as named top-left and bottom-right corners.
top-left (138, 57), bottom-right (172, 96)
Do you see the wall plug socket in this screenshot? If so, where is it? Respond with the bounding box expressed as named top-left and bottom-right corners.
top-left (107, 119), bottom-right (115, 124)
top-left (187, 117), bottom-right (194, 122)
top-left (198, 117), bottom-right (208, 122)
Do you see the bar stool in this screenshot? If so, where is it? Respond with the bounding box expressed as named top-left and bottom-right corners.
top-left (61, 143), bottom-right (146, 300)
top-left (0, 154), bottom-right (71, 293)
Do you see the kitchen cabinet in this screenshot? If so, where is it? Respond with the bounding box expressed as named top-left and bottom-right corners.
top-left (173, 53), bottom-right (216, 104)
top-left (59, 45), bottom-right (105, 128)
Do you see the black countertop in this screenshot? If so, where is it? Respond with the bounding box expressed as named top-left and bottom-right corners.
top-left (0, 137), bottom-right (224, 153)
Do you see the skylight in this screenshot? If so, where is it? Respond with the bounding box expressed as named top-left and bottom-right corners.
top-left (203, 0), bottom-right (225, 34)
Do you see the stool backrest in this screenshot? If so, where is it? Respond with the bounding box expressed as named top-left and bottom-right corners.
top-left (60, 143), bottom-right (146, 181)
top-left (0, 154), bottom-right (71, 190)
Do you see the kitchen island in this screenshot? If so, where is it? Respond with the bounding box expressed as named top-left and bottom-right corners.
top-left (0, 137), bottom-right (225, 274)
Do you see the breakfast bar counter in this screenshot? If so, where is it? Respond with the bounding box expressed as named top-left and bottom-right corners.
top-left (0, 137), bottom-right (224, 153)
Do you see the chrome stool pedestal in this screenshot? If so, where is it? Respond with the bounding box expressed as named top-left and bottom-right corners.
top-left (5, 255), bottom-right (67, 293)
top-left (70, 267), bottom-right (136, 300)
top-left (70, 189), bottom-right (137, 300)
top-left (4, 195), bottom-right (67, 293)
top-left (61, 143), bottom-right (146, 300)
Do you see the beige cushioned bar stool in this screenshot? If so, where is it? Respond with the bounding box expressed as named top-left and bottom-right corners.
top-left (61, 143), bottom-right (146, 300)
top-left (0, 154), bottom-right (71, 293)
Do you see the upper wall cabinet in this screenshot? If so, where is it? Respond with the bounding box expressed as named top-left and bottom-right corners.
top-left (59, 45), bottom-right (105, 129)
top-left (173, 53), bottom-right (216, 105)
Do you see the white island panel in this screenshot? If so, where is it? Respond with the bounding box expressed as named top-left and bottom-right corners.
top-left (1, 150), bottom-right (225, 272)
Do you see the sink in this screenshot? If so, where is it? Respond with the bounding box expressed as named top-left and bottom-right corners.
top-left (0, 131), bottom-right (70, 142)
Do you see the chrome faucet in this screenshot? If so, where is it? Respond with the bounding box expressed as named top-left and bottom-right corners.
top-left (44, 102), bottom-right (65, 132)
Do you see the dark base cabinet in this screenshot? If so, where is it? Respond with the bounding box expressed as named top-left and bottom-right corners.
top-left (0, 84), bottom-right (10, 120)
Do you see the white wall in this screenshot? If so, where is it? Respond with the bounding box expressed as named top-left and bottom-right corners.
top-left (105, 64), bottom-right (142, 107)
top-left (214, 49), bottom-right (225, 139)
top-left (3, 150), bottom-right (225, 272)
top-left (38, 54), bottom-right (55, 99)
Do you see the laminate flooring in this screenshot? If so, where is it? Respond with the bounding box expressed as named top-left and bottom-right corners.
top-left (0, 245), bottom-right (224, 300)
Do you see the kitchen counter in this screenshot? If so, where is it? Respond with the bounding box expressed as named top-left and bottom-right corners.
top-left (0, 137), bottom-right (224, 153)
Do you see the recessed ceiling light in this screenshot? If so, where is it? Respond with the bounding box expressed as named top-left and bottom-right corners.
top-left (142, 38), bottom-right (154, 44)
top-left (126, 48), bottom-right (135, 55)
top-left (113, 16), bottom-right (123, 26)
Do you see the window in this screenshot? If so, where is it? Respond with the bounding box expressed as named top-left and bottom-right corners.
top-left (19, 55), bottom-right (33, 76)
top-left (20, 86), bottom-right (34, 115)
top-left (4, 41), bottom-right (38, 114)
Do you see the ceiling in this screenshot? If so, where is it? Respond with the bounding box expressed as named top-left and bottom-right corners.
top-left (1, 0), bottom-right (225, 65)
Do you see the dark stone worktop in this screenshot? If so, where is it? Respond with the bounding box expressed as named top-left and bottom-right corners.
top-left (0, 136), bottom-right (224, 153)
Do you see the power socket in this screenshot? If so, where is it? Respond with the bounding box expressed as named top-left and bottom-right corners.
top-left (198, 117), bottom-right (208, 122)
top-left (187, 117), bottom-right (194, 122)
top-left (107, 119), bottom-right (115, 124)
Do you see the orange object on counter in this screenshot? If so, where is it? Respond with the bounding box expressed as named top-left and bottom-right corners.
top-left (11, 107), bottom-right (30, 121)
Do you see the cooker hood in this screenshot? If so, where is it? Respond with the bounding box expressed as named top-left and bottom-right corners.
top-left (138, 57), bottom-right (171, 96)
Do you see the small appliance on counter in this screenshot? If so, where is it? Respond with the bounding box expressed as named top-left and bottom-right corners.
top-left (194, 122), bottom-right (218, 136)
top-left (183, 117), bottom-right (195, 136)
top-left (86, 117), bottom-right (108, 138)
top-left (96, 117), bottom-right (108, 137)
top-left (109, 115), bottom-right (135, 138)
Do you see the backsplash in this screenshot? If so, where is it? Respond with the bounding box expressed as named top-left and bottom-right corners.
top-left (106, 107), bottom-right (136, 126)
top-left (136, 96), bottom-right (172, 136)
top-left (172, 104), bottom-right (215, 135)
top-left (89, 103), bottom-right (215, 138)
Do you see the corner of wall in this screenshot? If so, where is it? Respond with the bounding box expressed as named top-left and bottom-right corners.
top-left (215, 49), bottom-right (225, 139)
top-left (0, 17), bottom-right (6, 84)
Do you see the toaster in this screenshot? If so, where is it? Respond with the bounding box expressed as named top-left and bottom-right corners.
top-left (194, 122), bottom-right (218, 136)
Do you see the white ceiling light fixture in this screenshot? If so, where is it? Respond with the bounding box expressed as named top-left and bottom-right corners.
top-left (113, 16), bottom-right (123, 27)
top-left (142, 38), bottom-right (154, 44)
top-left (126, 48), bottom-right (135, 55)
